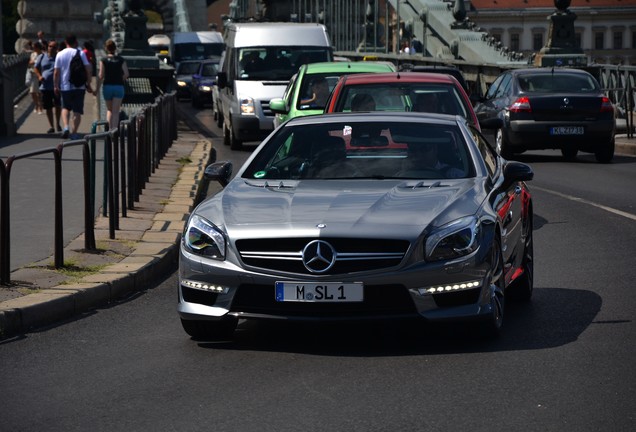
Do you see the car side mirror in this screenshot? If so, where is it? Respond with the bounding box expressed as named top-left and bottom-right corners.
top-left (217, 72), bottom-right (227, 89)
top-left (204, 161), bottom-right (233, 187)
top-left (269, 98), bottom-right (288, 114)
top-left (502, 161), bottom-right (533, 189)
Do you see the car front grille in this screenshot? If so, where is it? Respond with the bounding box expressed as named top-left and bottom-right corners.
top-left (260, 100), bottom-right (273, 117)
top-left (231, 283), bottom-right (417, 318)
top-left (235, 237), bottom-right (410, 275)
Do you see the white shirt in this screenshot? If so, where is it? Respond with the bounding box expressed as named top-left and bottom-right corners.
top-left (54, 47), bottom-right (91, 91)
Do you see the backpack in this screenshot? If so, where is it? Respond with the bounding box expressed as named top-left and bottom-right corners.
top-left (69, 49), bottom-right (87, 87)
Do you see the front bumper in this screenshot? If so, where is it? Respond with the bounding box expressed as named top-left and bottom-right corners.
top-left (177, 247), bottom-right (496, 324)
top-left (230, 113), bottom-right (274, 142)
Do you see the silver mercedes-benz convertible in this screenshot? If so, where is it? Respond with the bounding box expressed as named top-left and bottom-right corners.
top-left (178, 112), bottom-right (534, 339)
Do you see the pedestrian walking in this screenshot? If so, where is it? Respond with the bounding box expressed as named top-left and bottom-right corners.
top-left (33, 40), bottom-right (62, 133)
top-left (37, 30), bottom-right (47, 48)
top-left (28, 41), bottom-right (44, 114)
top-left (98, 39), bottom-right (129, 131)
top-left (53, 34), bottom-right (93, 139)
top-left (83, 41), bottom-right (96, 77)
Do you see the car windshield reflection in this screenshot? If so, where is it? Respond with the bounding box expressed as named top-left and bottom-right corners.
top-left (243, 121), bottom-right (476, 180)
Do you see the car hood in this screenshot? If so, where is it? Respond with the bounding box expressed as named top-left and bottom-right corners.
top-left (196, 179), bottom-right (484, 239)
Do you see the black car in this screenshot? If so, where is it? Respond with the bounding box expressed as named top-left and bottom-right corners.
top-left (407, 65), bottom-right (471, 97)
top-left (189, 57), bottom-right (221, 109)
top-left (474, 67), bottom-right (616, 162)
top-left (175, 60), bottom-right (202, 101)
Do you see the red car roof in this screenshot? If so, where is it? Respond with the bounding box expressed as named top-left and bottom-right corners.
top-left (338, 71), bottom-right (461, 85)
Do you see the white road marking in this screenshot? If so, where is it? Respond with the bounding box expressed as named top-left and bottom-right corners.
top-left (533, 186), bottom-right (636, 221)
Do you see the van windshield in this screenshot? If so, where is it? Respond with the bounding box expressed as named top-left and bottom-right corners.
top-left (174, 43), bottom-right (225, 62)
top-left (237, 47), bottom-right (331, 81)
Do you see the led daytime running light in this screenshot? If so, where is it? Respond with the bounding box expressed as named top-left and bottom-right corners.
top-left (417, 280), bottom-right (481, 296)
top-left (182, 279), bottom-right (229, 294)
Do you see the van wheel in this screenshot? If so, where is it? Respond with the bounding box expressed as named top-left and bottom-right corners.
top-left (229, 122), bottom-right (243, 150)
top-left (216, 111), bottom-right (223, 128)
top-left (223, 122), bottom-right (231, 146)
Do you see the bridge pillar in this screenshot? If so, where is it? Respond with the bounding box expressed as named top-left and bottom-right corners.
top-left (533, 0), bottom-right (587, 67)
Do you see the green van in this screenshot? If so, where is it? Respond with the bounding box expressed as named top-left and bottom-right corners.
top-left (270, 61), bottom-right (395, 128)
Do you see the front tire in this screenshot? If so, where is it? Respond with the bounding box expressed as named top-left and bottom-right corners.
top-left (228, 121), bottom-right (243, 150)
top-left (181, 318), bottom-right (237, 340)
top-left (509, 209), bottom-right (534, 302)
top-left (481, 238), bottom-right (505, 337)
top-left (216, 109), bottom-right (223, 128)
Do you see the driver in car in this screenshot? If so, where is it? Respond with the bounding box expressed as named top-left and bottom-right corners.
top-left (403, 141), bottom-right (465, 178)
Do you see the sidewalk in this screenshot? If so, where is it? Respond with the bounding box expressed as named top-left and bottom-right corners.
top-left (0, 96), bottom-right (214, 340)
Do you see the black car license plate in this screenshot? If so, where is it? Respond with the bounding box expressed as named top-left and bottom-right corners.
top-left (550, 126), bottom-right (584, 135)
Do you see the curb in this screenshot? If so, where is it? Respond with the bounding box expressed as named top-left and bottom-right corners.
top-left (0, 121), bottom-right (213, 340)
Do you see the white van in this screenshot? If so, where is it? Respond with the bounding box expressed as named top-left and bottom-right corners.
top-left (170, 31), bottom-right (224, 66)
top-left (217, 22), bottom-right (333, 149)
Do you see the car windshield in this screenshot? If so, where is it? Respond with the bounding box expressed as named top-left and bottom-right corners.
top-left (201, 63), bottom-right (218, 76)
top-left (242, 120), bottom-right (475, 180)
top-left (237, 47), bottom-right (331, 81)
top-left (177, 62), bottom-right (201, 75)
top-left (297, 73), bottom-right (342, 111)
top-left (174, 43), bottom-right (224, 61)
top-left (335, 83), bottom-right (470, 119)
top-left (517, 73), bottom-right (600, 93)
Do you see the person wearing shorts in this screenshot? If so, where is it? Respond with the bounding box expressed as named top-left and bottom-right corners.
top-left (34, 41), bottom-right (62, 133)
top-left (54, 34), bottom-right (93, 139)
top-left (99, 39), bottom-right (129, 131)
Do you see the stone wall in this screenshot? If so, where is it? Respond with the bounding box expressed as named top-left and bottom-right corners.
top-left (16, 0), bottom-right (103, 52)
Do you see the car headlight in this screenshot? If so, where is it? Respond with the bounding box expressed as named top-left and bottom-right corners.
top-left (425, 216), bottom-right (480, 261)
top-left (177, 80), bottom-right (187, 87)
top-left (240, 96), bottom-right (255, 115)
top-left (183, 214), bottom-right (226, 260)
top-left (200, 85), bottom-right (212, 92)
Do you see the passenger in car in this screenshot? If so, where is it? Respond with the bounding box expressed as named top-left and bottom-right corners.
top-left (351, 93), bottom-right (376, 111)
top-left (413, 92), bottom-right (440, 113)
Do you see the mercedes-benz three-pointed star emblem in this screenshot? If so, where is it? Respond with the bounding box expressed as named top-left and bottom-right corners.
top-left (302, 240), bottom-right (336, 273)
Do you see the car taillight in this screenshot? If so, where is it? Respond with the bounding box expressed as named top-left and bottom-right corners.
top-left (600, 96), bottom-right (614, 113)
top-left (509, 96), bottom-right (532, 113)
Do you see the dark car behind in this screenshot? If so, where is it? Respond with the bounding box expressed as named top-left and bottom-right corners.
top-left (474, 67), bottom-right (615, 162)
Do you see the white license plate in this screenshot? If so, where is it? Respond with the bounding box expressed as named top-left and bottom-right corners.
top-left (550, 126), bottom-right (584, 135)
top-left (275, 281), bottom-right (364, 302)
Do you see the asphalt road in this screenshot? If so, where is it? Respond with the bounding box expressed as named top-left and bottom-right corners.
top-left (1, 103), bottom-right (635, 431)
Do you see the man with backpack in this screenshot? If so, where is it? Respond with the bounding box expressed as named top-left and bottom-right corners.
top-left (53, 34), bottom-right (93, 139)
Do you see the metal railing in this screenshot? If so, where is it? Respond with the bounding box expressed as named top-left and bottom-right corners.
top-left (0, 92), bottom-right (177, 285)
